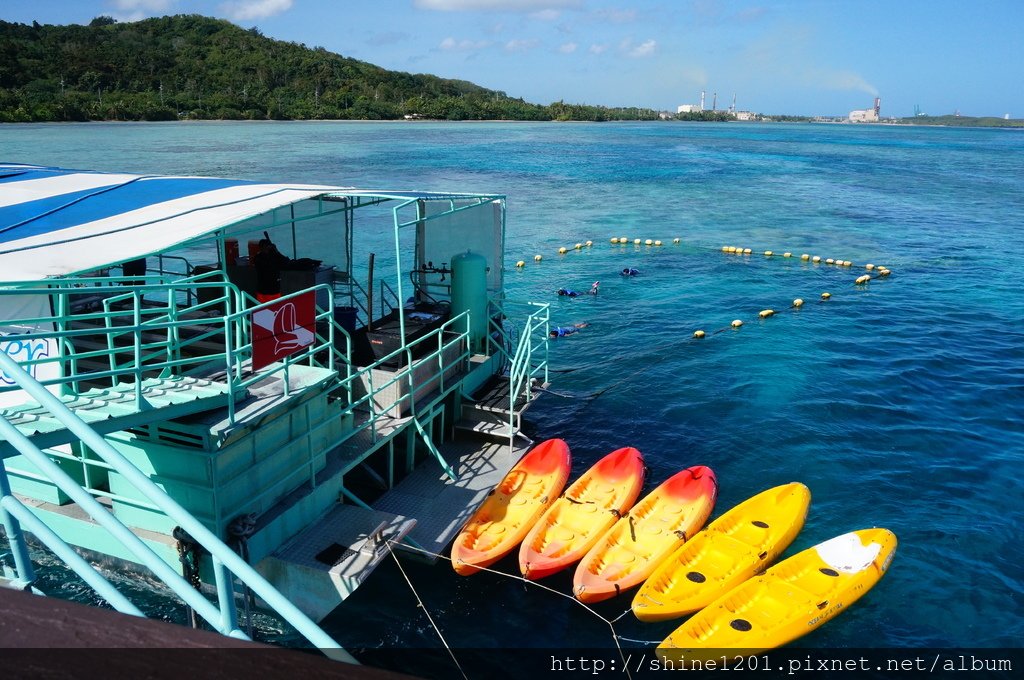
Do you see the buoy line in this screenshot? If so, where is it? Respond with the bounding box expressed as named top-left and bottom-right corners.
top-left (385, 539), bottom-right (639, 680)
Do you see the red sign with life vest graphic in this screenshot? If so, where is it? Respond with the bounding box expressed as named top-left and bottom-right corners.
top-left (251, 291), bottom-right (316, 371)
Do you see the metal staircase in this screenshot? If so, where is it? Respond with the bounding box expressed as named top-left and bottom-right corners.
top-left (0, 351), bottom-right (355, 661)
top-left (0, 376), bottom-right (234, 453)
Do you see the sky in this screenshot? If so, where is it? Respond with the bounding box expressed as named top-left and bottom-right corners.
top-left (3, 0), bottom-right (1023, 117)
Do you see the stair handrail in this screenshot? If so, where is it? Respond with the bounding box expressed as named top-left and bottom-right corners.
top-left (0, 351), bottom-right (355, 663)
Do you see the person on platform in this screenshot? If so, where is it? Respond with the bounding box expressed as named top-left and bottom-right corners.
top-left (253, 238), bottom-right (291, 303)
top-left (549, 322), bottom-right (588, 338)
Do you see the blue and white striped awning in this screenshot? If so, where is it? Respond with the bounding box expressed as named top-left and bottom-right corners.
top-left (0, 163), bottom-right (345, 282)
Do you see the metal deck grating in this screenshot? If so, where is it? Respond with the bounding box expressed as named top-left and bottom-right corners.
top-left (373, 435), bottom-right (530, 560)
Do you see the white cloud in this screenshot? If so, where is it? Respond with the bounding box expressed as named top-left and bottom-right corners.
top-left (439, 37), bottom-right (492, 51)
top-left (416, 0), bottom-right (581, 10)
top-left (505, 39), bottom-right (541, 52)
top-left (530, 9), bottom-right (561, 21)
top-left (594, 8), bottom-right (635, 23)
top-left (620, 38), bottom-right (657, 58)
top-left (220, 0), bottom-right (294, 22)
top-left (742, 26), bottom-right (878, 97)
top-left (558, 42), bottom-right (578, 54)
top-left (107, 0), bottom-right (176, 21)
top-left (589, 43), bottom-right (608, 55)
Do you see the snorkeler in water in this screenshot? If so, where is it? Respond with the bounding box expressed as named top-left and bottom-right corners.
top-left (621, 267), bottom-right (640, 277)
top-left (549, 322), bottom-right (588, 338)
top-left (557, 282), bottom-right (600, 297)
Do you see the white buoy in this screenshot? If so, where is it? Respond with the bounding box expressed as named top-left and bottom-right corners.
top-left (759, 309), bottom-right (775, 318)
top-left (731, 319), bottom-right (743, 328)
top-left (764, 251), bottom-right (773, 256)
top-left (793, 298), bottom-right (804, 307)
top-left (693, 330), bottom-right (706, 339)
top-left (634, 238), bottom-right (642, 245)
top-left (515, 260), bottom-right (525, 268)
top-left (654, 240), bottom-right (663, 246)
top-left (783, 252), bottom-right (793, 258)
top-left (558, 247), bottom-right (567, 254)
top-left (801, 254), bottom-right (810, 261)
top-left (821, 292), bottom-right (831, 299)
top-left (673, 238), bottom-right (681, 244)
top-left (534, 254), bottom-right (543, 261)
top-left (812, 256), bottom-right (822, 263)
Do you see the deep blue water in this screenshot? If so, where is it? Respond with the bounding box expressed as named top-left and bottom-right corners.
top-left (2, 121), bottom-right (1022, 667)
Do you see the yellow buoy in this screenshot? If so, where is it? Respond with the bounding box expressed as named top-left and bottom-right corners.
top-left (826, 258), bottom-right (835, 265)
top-left (855, 275), bottom-right (870, 284)
top-left (634, 238), bottom-right (642, 245)
top-left (534, 254), bottom-right (543, 261)
top-left (743, 248), bottom-right (752, 254)
top-left (812, 256), bottom-right (821, 263)
top-left (654, 240), bottom-right (663, 246)
top-left (865, 263), bottom-right (875, 270)
top-left (693, 330), bottom-right (705, 339)
top-left (878, 268), bottom-right (891, 276)
top-left (585, 240), bottom-right (593, 247)
top-left (821, 292), bottom-right (831, 300)
top-left (610, 237), bottom-right (619, 244)
top-left (759, 309), bottom-right (775, 318)
top-left (620, 236), bottom-right (628, 243)
top-left (801, 253), bottom-right (810, 261)
top-left (764, 250), bottom-right (773, 256)
top-left (558, 247), bottom-right (567, 254)
top-left (725, 246), bottom-right (735, 253)
top-left (643, 239), bottom-right (651, 246)
top-left (574, 243), bottom-right (582, 250)
top-left (843, 260), bottom-right (853, 267)
top-left (731, 319), bottom-right (743, 328)
top-left (793, 298), bottom-right (804, 307)
top-left (515, 260), bottom-right (525, 268)
top-left (673, 238), bottom-right (681, 243)
top-left (783, 252), bottom-right (792, 258)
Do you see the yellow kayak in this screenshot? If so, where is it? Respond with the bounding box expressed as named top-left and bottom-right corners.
top-left (519, 446), bottom-right (646, 580)
top-left (659, 528), bottom-right (897, 657)
top-left (633, 482), bottom-right (810, 621)
top-left (451, 438), bottom-right (571, 576)
top-left (573, 465), bottom-right (717, 603)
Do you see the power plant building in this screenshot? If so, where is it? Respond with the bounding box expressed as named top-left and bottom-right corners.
top-left (850, 98), bottom-right (881, 122)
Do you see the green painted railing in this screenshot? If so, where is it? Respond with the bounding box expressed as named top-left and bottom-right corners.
top-left (0, 351), bottom-right (356, 661)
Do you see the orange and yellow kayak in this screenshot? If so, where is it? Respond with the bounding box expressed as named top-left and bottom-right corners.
top-left (573, 465), bottom-right (717, 603)
top-left (519, 447), bottom-right (645, 581)
top-left (633, 482), bottom-right (810, 621)
top-left (658, 528), bottom-right (897, 658)
top-left (451, 438), bottom-right (571, 576)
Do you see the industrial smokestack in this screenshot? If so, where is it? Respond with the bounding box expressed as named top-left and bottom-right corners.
top-left (700, 91), bottom-right (705, 111)
top-left (712, 92), bottom-right (717, 111)
top-left (874, 97), bottom-right (881, 116)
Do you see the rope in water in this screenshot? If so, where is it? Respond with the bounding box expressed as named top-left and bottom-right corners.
top-left (384, 538), bottom-right (645, 680)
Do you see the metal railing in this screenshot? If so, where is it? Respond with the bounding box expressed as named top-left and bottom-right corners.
top-left (0, 351), bottom-right (355, 661)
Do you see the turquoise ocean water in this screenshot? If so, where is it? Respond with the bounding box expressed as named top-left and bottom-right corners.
top-left (1, 121), bottom-right (1022, 668)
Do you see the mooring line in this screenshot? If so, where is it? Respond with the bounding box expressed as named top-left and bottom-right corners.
top-left (385, 544), bottom-right (469, 680)
top-left (388, 539), bottom-right (636, 680)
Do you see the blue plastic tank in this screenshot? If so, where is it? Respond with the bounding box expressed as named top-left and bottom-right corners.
top-left (450, 250), bottom-right (488, 353)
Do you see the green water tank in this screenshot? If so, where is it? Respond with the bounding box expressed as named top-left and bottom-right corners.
top-left (450, 250), bottom-right (488, 353)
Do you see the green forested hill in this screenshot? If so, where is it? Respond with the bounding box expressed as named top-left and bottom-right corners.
top-left (0, 15), bottom-right (660, 122)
